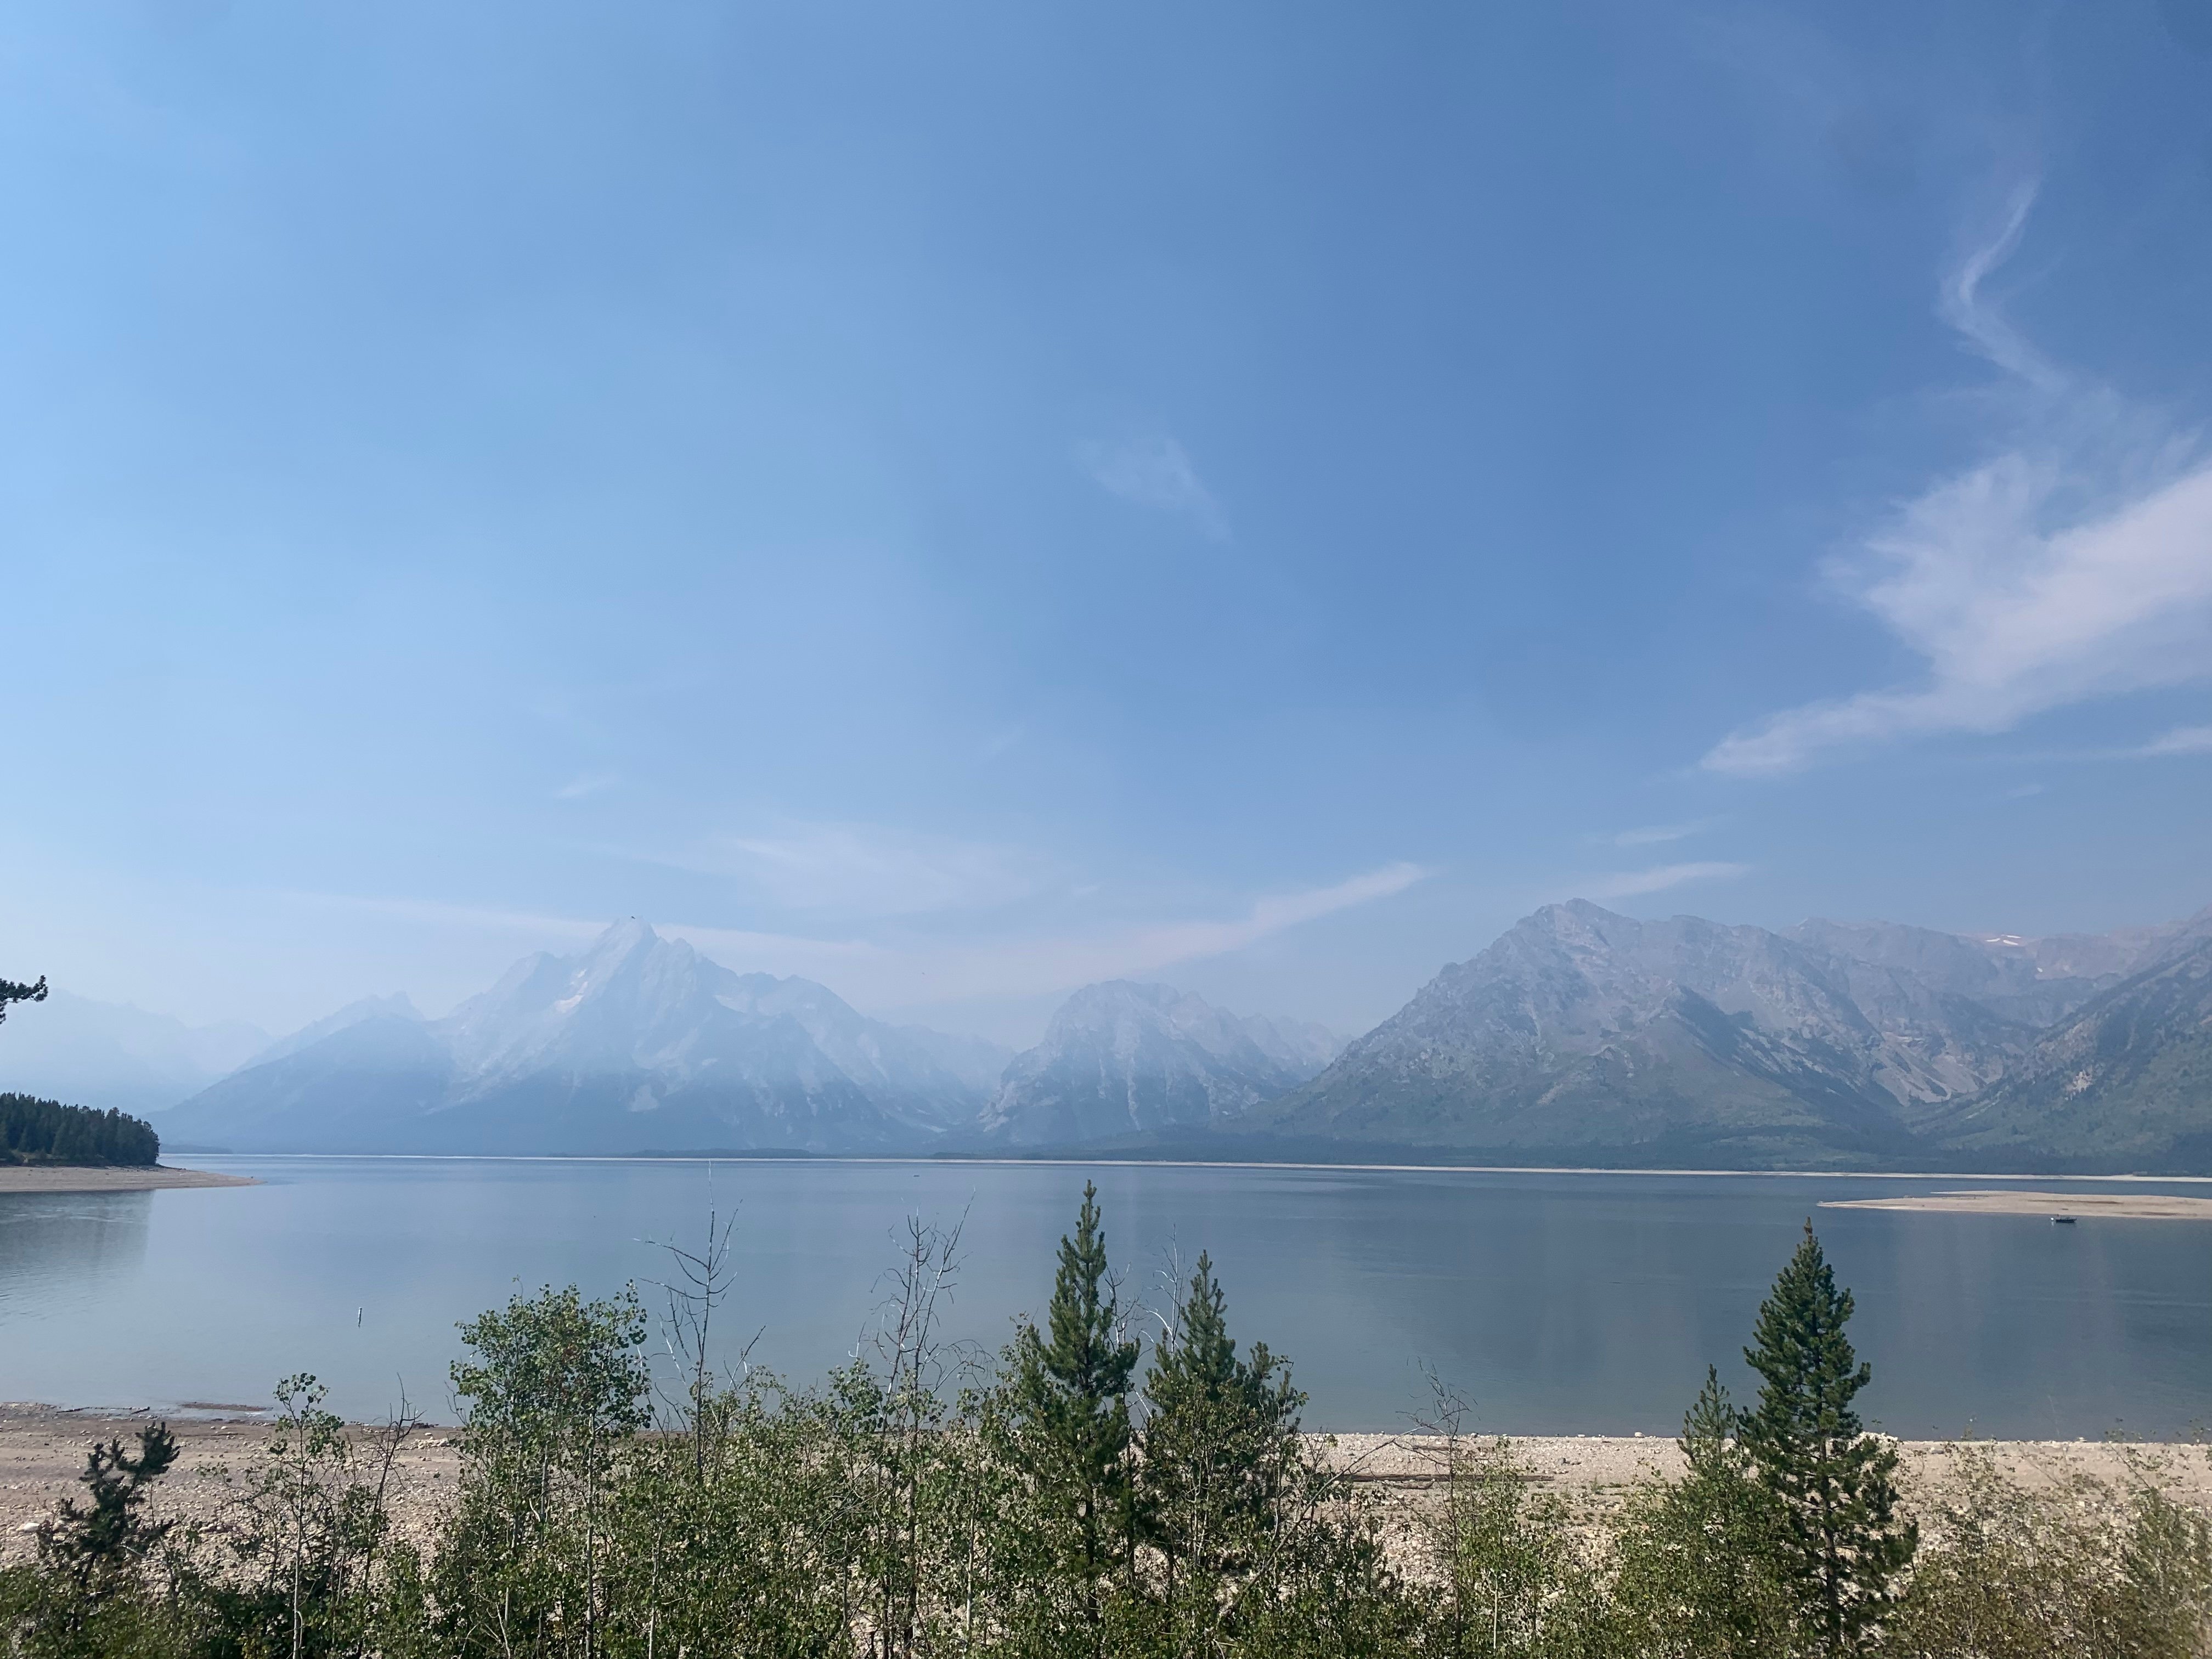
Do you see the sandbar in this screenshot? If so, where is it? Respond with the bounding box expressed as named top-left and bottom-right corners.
top-left (1821, 1189), bottom-right (2212, 1220)
top-left (0, 1165), bottom-right (257, 1195)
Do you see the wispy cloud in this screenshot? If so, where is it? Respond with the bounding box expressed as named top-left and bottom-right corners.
top-left (1703, 187), bottom-right (2212, 776)
top-left (673, 821), bottom-right (1057, 917)
top-left (271, 861), bottom-right (1430, 1025)
top-left (1591, 820), bottom-right (1714, 848)
top-left (277, 891), bottom-right (612, 940)
top-left (1581, 861), bottom-right (1751, 900)
top-left (554, 772), bottom-right (618, 801)
top-left (2128, 724), bottom-right (2212, 758)
top-left (674, 861), bottom-right (1431, 1006)
top-left (1076, 435), bottom-right (1229, 540)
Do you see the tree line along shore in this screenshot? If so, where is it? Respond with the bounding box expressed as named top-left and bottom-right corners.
top-left (0, 1094), bottom-right (160, 1172)
top-left (4, 1188), bottom-right (2209, 1659)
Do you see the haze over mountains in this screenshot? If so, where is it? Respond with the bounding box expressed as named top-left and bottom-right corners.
top-left (14, 899), bottom-right (2212, 1171)
top-left (0, 991), bottom-right (268, 1118)
top-left (1252, 900), bottom-right (2212, 1170)
top-left (978, 980), bottom-right (1337, 1146)
top-left (157, 921), bottom-right (1015, 1154)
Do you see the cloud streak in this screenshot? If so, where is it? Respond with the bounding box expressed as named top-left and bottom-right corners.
top-left (2129, 724), bottom-right (2212, 758)
top-left (1704, 189), bottom-right (2212, 776)
top-left (1580, 861), bottom-right (1751, 900)
top-left (670, 860), bottom-right (1431, 1008)
top-left (1076, 435), bottom-right (1229, 539)
top-left (295, 861), bottom-right (1431, 1021)
top-left (1593, 820), bottom-right (1715, 848)
top-left (670, 821), bottom-right (1058, 917)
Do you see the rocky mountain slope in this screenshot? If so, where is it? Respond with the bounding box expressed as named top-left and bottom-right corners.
top-left (160, 921), bottom-right (1010, 1154)
top-left (1928, 917), bottom-right (2212, 1169)
top-left (979, 980), bottom-right (1336, 1146)
top-left (1248, 900), bottom-right (2212, 1170)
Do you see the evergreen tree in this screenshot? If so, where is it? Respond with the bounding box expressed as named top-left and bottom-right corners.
top-left (36, 1423), bottom-right (180, 1604)
top-left (1139, 1251), bottom-right (1305, 1654)
top-left (1, 1093), bottom-right (161, 1167)
top-left (1740, 1222), bottom-right (1917, 1657)
top-left (0, 973), bottom-right (46, 1028)
top-left (998, 1181), bottom-right (1141, 1651)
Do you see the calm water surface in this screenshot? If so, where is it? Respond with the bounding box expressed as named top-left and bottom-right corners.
top-left (3, 1157), bottom-right (2209, 1436)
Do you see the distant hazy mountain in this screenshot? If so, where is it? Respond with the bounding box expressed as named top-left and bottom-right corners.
top-left (1783, 917), bottom-right (2165, 1030)
top-left (1929, 913), bottom-right (2212, 1169)
top-left (0, 990), bottom-right (268, 1118)
top-left (980, 980), bottom-right (1337, 1146)
top-left (236, 993), bottom-right (420, 1070)
top-left (1247, 899), bottom-right (2212, 1170)
top-left (161, 920), bottom-right (1003, 1154)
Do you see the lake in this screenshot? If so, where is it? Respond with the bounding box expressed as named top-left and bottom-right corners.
top-left (3, 1156), bottom-right (2209, 1437)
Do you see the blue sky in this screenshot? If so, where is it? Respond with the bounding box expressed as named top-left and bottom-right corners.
top-left (3, 1), bottom-right (2210, 1046)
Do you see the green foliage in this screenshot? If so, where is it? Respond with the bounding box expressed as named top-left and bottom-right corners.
top-left (1739, 1222), bottom-right (1917, 1656)
top-left (34, 1423), bottom-right (180, 1616)
top-left (601, 1372), bottom-right (873, 1658)
top-left (2, 1421), bottom-right (188, 1658)
top-left (7, 1194), bottom-right (2210, 1659)
top-left (1889, 1441), bottom-right (2212, 1659)
top-left (1607, 1369), bottom-right (1791, 1658)
top-left (991, 1180), bottom-right (1141, 1655)
top-left (185, 1374), bottom-right (428, 1659)
top-left (1134, 1251), bottom-right (1350, 1656)
top-left (1423, 1432), bottom-right (1606, 1657)
top-left (0, 976), bottom-right (46, 1028)
top-left (0, 1092), bottom-right (160, 1167)
top-left (433, 1283), bottom-right (650, 1658)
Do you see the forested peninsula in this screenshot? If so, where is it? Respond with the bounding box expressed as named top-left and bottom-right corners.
top-left (0, 1093), bottom-right (160, 1169)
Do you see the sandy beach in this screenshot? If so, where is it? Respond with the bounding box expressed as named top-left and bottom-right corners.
top-left (1821, 1189), bottom-right (2212, 1220)
top-left (5, 1404), bottom-right (2204, 1565)
top-left (0, 1165), bottom-right (257, 1195)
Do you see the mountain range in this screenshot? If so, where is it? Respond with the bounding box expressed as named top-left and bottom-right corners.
top-left (157, 921), bottom-right (1017, 1154)
top-left (15, 899), bottom-right (2212, 1170)
top-left (0, 991), bottom-right (269, 1118)
top-left (1245, 900), bottom-right (2212, 1171)
top-left (978, 979), bottom-right (1337, 1146)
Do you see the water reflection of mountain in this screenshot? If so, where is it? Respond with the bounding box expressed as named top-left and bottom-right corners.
top-left (0, 1193), bottom-right (153, 1312)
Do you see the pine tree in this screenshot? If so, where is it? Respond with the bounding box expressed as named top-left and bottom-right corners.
top-left (1139, 1251), bottom-right (1305, 1654)
top-left (1001, 1181), bottom-right (1141, 1650)
top-left (1739, 1222), bottom-right (1916, 1657)
top-left (0, 973), bottom-right (46, 1028)
top-left (37, 1422), bottom-right (180, 1610)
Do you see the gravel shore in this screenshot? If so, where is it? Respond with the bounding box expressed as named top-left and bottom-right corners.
top-left (0, 1166), bottom-right (257, 1194)
top-left (6, 1403), bottom-right (2204, 1566)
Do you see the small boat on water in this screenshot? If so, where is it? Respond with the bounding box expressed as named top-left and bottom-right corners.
top-left (2051, 1215), bottom-right (2077, 1224)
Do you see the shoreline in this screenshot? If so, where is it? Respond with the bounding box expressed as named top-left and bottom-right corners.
top-left (177, 1152), bottom-right (2212, 1183)
top-left (4, 1403), bottom-right (2205, 1564)
top-left (1822, 1189), bottom-right (2212, 1220)
top-left (0, 1164), bottom-right (258, 1194)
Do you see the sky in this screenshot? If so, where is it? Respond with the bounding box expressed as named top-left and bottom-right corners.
top-left (3, 0), bottom-right (2210, 1048)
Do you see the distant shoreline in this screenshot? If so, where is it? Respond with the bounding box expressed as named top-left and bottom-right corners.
top-left (174, 1151), bottom-right (2212, 1184)
top-left (0, 1164), bottom-right (258, 1194)
top-left (1822, 1189), bottom-right (2212, 1220)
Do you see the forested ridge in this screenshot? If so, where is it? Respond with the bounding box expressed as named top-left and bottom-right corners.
top-left (0, 1094), bottom-right (160, 1168)
top-left (3, 1194), bottom-right (2208, 1658)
